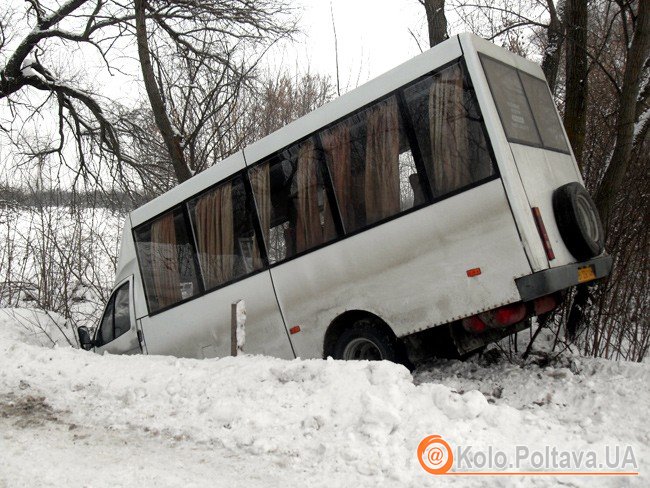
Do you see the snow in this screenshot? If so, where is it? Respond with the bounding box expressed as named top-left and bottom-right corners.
top-left (0, 308), bottom-right (74, 347)
top-left (0, 205), bottom-right (123, 332)
top-left (0, 316), bottom-right (648, 487)
top-left (634, 106), bottom-right (650, 146)
top-left (20, 65), bottom-right (47, 81)
top-left (20, 56), bottom-right (36, 68)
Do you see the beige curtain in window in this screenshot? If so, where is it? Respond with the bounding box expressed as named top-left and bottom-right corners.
top-left (193, 182), bottom-right (234, 289)
top-left (322, 189), bottom-right (337, 242)
top-left (295, 138), bottom-right (325, 253)
top-left (249, 164), bottom-right (270, 268)
top-left (150, 212), bottom-right (181, 309)
top-left (321, 123), bottom-right (351, 235)
top-left (429, 64), bottom-right (471, 196)
top-left (365, 97), bottom-right (400, 224)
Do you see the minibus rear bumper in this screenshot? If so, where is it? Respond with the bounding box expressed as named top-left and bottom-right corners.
top-left (515, 255), bottom-right (613, 302)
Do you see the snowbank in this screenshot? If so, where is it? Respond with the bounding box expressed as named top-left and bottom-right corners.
top-left (0, 321), bottom-right (648, 487)
top-left (0, 308), bottom-right (74, 347)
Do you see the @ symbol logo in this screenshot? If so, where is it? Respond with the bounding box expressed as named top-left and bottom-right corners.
top-left (417, 435), bottom-right (454, 475)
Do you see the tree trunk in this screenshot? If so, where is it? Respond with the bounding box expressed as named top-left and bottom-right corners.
top-left (541, 0), bottom-right (565, 93)
top-left (563, 0), bottom-right (588, 169)
top-left (423, 0), bottom-right (448, 48)
top-left (134, 0), bottom-right (192, 184)
top-left (566, 1), bottom-right (650, 342)
top-left (593, 0), bottom-right (650, 228)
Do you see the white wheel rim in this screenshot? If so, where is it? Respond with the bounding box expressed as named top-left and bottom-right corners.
top-left (342, 338), bottom-right (383, 360)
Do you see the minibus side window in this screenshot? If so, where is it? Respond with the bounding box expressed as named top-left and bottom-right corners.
top-left (113, 283), bottom-right (131, 339)
top-left (96, 298), bottom-right (114, 347)
top-left (320, 95), bottom-right (422, 233)
top-left (403, 62), bottom-right (495, 198)
top-left (134, 208), bottom-right (200, 313)
top-left (95, 282), bottom-right (131, 346)
top-left (249, 136), bottom-right (339, 264)
top-left (188, 175), bottom-right (263, 290)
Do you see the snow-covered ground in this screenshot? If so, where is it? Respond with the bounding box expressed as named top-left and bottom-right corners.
top-left (0, 312), bottom-right (647, 487)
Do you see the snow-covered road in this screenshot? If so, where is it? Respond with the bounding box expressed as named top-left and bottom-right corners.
top-left (0, 311), bottom-right (647, 487)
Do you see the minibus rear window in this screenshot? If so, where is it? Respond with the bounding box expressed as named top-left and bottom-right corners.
top-left (480, 54), bottom-right (570, 154)
top-left (480, 55), bottom-right (541, 147)
top-left (519, 71), bottom-right (569, 153)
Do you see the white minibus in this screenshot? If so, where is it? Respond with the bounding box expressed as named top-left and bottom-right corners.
top-left (78, 34), bottom-right (612, 365)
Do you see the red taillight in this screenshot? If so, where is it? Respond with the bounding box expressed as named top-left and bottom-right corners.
top-left (462, 295), bottom-right (561, 335)
top-left (462, 316), bottom-right (487, 333)
top-left (492, 303), bottom-right (527, 326)
top-left (533, 295), bottom-right (559, 315)
top-left (289, 326), bottom-right (301, 335)
top-left (531, 207), bottom-right (555, 261)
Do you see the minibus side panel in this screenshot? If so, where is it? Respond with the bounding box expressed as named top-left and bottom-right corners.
top-left (269, 179), bottom-right (531, 359)
top-left (139, 272), bottom-right (294, 359)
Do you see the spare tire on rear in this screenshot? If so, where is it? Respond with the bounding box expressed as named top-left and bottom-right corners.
top-left (552, 182), bottom-right (605, 261)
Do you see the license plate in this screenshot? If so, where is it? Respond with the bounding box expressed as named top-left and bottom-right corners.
top-left (578, 265), bottom-right (596, 283)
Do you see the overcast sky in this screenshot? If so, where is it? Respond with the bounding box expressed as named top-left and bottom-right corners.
top-left (286, 0), bottom-right (431, 89)
top-left (62, 1), bottom-right (436, 108)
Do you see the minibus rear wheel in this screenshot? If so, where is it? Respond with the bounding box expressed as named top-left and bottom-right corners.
top-left (552, 182), bottom-right (605, 261)
top-left (332, 318), bottom-right (400, 362)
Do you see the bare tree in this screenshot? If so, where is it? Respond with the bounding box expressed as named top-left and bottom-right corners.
top-left (565, 0), bottom-right (649, 342)
top-left (0, 0), bottom-right (295, 186)
top-left (593, 0), bottom-right (649, 228)
top-left (134, 0), bottom-right (191, 183)
top-left (449, 0), bottom-right (567, 86)
top-left (131, 0), bottom-right (297, 183)
top-left (1, 1), bottom-right (135, 177)
top-left (564, 0), bottom-right (589, 168)
top-left (242, 70), bottom-right (335, 142)
top-left (112, 66), bottom-right (333, 199)
top-left (419, 0), bottom-right (449, 47)
top-left (541, 0), bottom-right (566, 93)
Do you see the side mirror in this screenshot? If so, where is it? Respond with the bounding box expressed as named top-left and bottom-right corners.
top-left (77, 326), bottom-right (94, 351)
